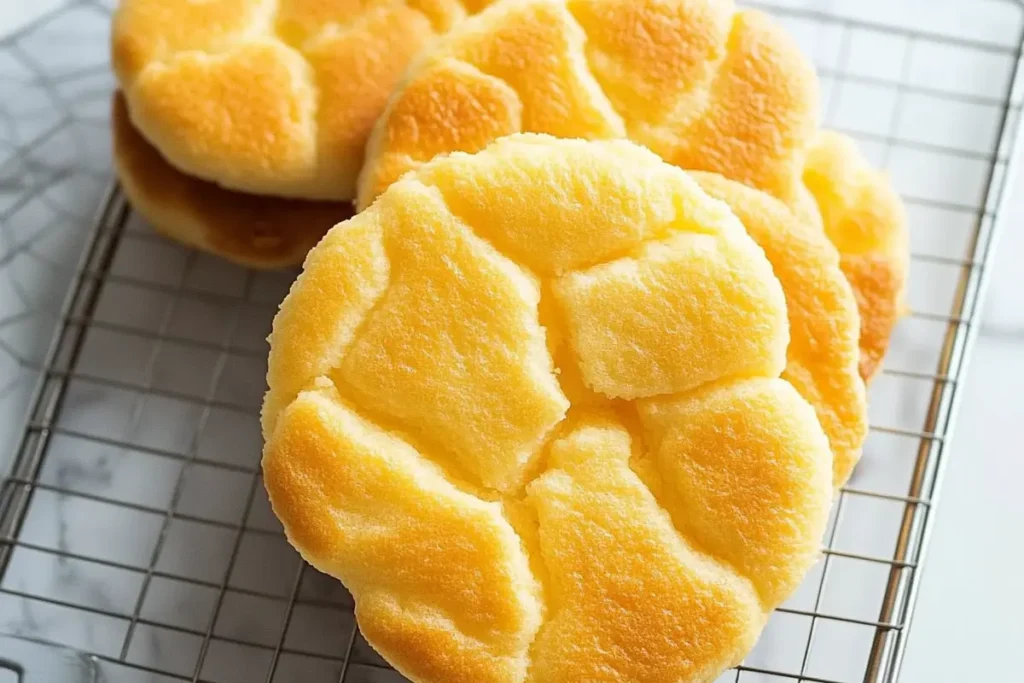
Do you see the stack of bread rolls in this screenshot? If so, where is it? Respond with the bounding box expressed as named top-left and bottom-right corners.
top-left (110, 1), bottom-right (909, 681)
top-left (110, 0), bottom-right (489, 266)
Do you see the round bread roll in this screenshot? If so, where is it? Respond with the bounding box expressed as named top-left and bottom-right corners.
top-left (262, 135), bottom-right (832, 682)
top-left (802, 131), bottom-right (909, 382)
top-left (111, 0), bottom-right (488, 201)
top-left (357, 0), bottom-right (908, 382)
top-left (692, 173), bottom-right (865, 487)
top-left (112, 93), bottom-right (347, 269)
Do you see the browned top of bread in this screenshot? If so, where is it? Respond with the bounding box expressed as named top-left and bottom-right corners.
top-left (356, 0), bottom-right (818, 209)
top-left (802, 131), bottom-right (909, 382)
top-left (112, 0), bottom-right (485, 201)
top-left (112, 93), bottom-right (348, 269)
top-left (263, 135), bottom-right (832, 682)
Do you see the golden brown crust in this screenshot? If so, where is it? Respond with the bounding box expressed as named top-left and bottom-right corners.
top-left (356, 0), bottom-right (818, 209)
top-left (360, 56), bottom-right (524, 217)
top-left (265, 384), bottom-right (542, 683)
top-left (112, 0), bottom-right (477, 201)
top-left (653, 9), bottom-right (818, 204)
top-left (111, 93), bottom-right (348, 269)
top-left (692, 173), bottom-right (866, 487)
top-left (802, 131), bottom-right (910, 382)
top-left (264, 135), bottom-right (832, 682)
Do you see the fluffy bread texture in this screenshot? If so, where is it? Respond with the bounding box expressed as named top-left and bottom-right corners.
top-left (112, 93), bottom-right (347, 269)
top-left (111, 0), bottom-right (488, 201)
top-left (692, 173), bottom-right (865, 487)
top-left (357, 0), bottom-right (908, 381)
top-left (802, 131), bottom-right (910, 381)
top-left (263, 135), bottom-right (833, 682)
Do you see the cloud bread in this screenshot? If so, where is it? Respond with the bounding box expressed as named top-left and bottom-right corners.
top-left (263, 135), bottom-right (833, 682)
top-left (356, 0), bottom-right (818, 209)
top-left (112, 93), bottom-right (346, 269)
top-left (111, 0), bottom-right (488, 201)
top-left (802, 131), bottom-right (910, 382)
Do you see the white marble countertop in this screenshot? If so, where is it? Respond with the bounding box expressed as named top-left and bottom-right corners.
top-left (1, 1), bottom-right (1022, 682)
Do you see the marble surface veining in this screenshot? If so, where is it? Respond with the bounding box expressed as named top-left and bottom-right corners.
top-left (1, 1), bottom-right (1023, 682)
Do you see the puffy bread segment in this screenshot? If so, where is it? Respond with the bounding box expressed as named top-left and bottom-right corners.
top-left (438, 0), bottom-right (626, 140)
top-left (639, 378), bottom-right (833, 607)
top-left (656, 9), bottom-right (818, 204)
top-left (127, 41), bottom-right (321, 196)
top-left (553, 230), bottom-right (788, 400)
top-left (361, 58), bottom-right (523, 201)
top-left (415, 137), bottom-right (724, 275)
top-left (803, 131), bottom-right (909, 382)
top-left (336, 180), bottom-right (568, 492)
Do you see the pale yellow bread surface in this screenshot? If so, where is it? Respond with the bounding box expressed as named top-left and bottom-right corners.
top-left (356, 0), bottom-right (818, 209)
top-left (112, 93), bottom-right (346, 269)
top-left (263, 135), bottom-right (833, 682)
top-left (802, 131), bottom-right (910, 382)
top-left (112, 0), bottom-right (489, 201)
top-left (692, 173), bottom-right (865, 487)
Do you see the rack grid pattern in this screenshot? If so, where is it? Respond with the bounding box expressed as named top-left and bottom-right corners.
top-left (1, 1), bottom-right (1023, 681)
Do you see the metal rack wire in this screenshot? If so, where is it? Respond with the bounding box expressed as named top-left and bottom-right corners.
top-left (1, 0), bottom-right (1022, 681)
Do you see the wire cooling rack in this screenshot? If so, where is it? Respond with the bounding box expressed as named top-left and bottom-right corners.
top-left (1, 0), bottom-right (1022, 682)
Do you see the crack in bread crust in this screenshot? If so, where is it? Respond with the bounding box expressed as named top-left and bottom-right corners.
top-left (547, 4), bottom-right (627, 134)
top-left (522, 412), bottom-right (765, 683)
top-left (562, 0), bottom-right (732, 142)
top-left (264, 385), bottom-right (544, 683)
